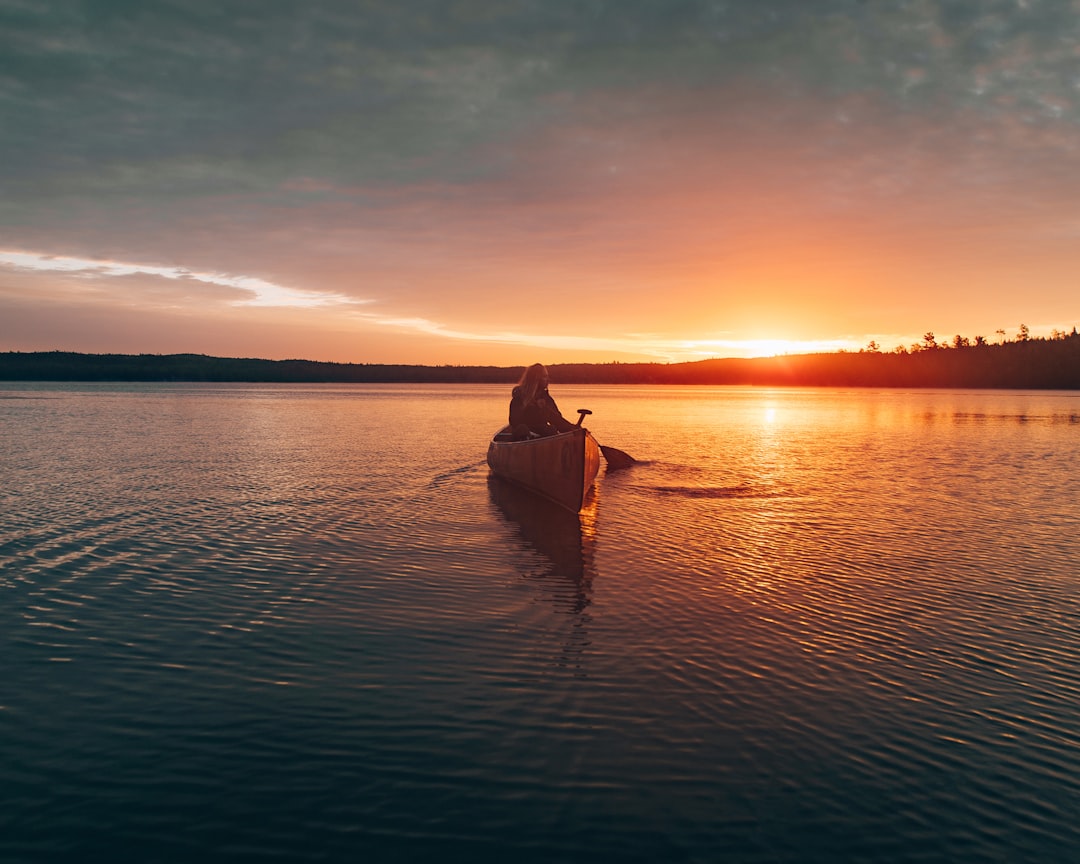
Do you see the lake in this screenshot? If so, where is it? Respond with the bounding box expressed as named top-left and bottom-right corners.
top-left (2, 382), bottom-right (1079, 863)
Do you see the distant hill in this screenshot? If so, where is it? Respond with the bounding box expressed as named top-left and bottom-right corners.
top-left (2, 335), bottom-right (1079, 388)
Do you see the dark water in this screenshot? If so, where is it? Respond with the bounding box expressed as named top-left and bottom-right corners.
top-left (2, 383), bottom-right (1079, 862)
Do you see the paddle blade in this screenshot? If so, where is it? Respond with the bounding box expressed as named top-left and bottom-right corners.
top-left (600, 445), bottom-right (636, 471)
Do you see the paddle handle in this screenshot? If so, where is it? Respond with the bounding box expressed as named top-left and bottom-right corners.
top-left (575, 409), bottom-right (592, 426)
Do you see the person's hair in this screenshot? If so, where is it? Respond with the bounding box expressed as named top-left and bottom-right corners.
top-left (515, 363), bottom-right (548, 405)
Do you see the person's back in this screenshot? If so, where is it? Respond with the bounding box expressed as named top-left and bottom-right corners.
top-left (509, 364), bottom-right (574, 439)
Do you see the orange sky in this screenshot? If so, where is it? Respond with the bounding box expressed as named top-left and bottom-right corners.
top-left (2, 3), bottom-right (1078, 364)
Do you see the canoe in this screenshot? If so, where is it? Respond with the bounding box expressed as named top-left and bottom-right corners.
top-left (486, 426), bottom-right (601, 512)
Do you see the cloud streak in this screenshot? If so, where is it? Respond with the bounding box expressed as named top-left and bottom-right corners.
top-left (0, 250), bottom-right (362, 308)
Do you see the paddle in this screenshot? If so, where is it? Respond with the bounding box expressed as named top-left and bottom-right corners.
top-left (599, 444), bottom-right (636, 470)
top-left (576, 409), bottom-right (636, 470)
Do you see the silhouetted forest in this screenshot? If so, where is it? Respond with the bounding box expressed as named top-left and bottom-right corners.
top-left (3, 328), bottom-right (1079, 388)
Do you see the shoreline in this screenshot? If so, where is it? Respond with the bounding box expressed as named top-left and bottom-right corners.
top-left (2, 340), bottom-right (1080, 389)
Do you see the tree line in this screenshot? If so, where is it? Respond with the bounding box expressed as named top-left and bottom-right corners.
top-left (0, 352), bottom-right (515, 384)
top-left (2, 327), bottom-right (1079, 388)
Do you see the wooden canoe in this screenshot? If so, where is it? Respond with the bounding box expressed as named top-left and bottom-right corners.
top-left (486, 426), bottom-right (601, 512)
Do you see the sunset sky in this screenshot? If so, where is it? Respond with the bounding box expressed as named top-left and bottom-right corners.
top-left (2, 0), bottom-right (1079, 365)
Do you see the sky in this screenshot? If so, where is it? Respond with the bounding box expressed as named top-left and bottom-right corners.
top-left (2, 0), bottom-right (1079, 365)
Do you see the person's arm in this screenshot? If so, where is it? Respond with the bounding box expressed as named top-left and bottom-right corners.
top-left (542, 392), bottom-right (577, 432)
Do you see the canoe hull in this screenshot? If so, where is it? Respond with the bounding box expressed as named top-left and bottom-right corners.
top-left (486, 427), bottom-right (601, 512)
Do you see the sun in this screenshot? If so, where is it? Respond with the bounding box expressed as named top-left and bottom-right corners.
top-left (736, 339), bottom-right (810, 358)
top-left (666, 336), bottom-right (860, 361)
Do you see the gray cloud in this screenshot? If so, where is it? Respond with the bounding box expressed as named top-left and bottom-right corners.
top-left (4, 0), bottom-right (1077, 214)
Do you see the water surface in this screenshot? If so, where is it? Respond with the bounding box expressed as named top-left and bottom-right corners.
top-left (2, 383), bottom-right (1079, 862)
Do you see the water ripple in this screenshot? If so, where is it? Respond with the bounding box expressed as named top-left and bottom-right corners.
top-left (648, 482), bottom-right (790, 499)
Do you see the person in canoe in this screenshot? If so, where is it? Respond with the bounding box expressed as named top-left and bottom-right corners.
top-left (509, 363), bottom-right (578, 440)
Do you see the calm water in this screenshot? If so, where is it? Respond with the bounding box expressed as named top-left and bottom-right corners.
top-left (2, 383), bottom-right (1079, 863)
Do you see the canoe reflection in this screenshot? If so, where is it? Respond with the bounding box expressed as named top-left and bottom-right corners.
top-left (487, 474), bottom-right (598, 616)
